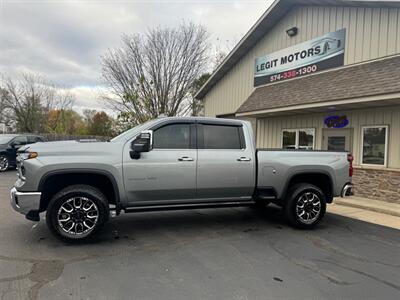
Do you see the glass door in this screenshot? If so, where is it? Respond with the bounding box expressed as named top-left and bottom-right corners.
top-left (322, 129), bottom-right (352, 151)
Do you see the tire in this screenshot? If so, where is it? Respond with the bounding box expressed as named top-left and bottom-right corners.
top-left (284, 183), bottom-right (326, 229)
top-left (46, 185), bottom-right (109, 242)
top-left (0, 155), bottom-right (9, 172)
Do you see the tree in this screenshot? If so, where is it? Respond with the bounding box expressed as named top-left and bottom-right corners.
top-left (101, 22), bottom-right (209, 126)
top-left (84, 110), bottom-right (114, 137)
top-left (0, 73), bottom-right (75, 133)
top-left (0, 88), bottom-right (13, 130)
top-left (187, 73), bottom-right (210, 116)
top-left (46, 109), bottom-right (84, 135)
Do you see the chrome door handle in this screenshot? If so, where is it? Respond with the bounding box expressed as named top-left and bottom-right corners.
top-left (178, 156), bottom-right (194, 161)
top-left (237, 157), bottom-right (251, 162)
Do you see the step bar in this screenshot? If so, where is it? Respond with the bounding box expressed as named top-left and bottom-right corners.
top-left (123, 201), bottom-right (255, 214)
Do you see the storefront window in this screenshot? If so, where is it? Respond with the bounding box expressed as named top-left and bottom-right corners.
top-left (282, 129), bottom-right (315, 150)
top-left (282, 130), bottom-right (296, 149)
top-left (361, 126), bottom-right (388, 166)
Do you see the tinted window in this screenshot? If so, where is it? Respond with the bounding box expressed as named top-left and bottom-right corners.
top-left (12, 136), bottom-right (27, 146)
top-left (27, 136), bottom-right (39, 144)
top-left (202, 125), bottom-right (242, 149)
top-left (153, 124), bottom-right (190, 149)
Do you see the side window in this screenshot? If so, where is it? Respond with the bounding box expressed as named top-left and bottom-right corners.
top-left (201, 124), bottom-right (243, 149)
top-left (153, 124), bottom-right (190, 149)
top-left (27, 136), bottom-right (38, 144)
top-left (12, 136), bottom-right (27, 146)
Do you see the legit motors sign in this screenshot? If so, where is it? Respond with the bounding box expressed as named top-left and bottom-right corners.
top-left (254, 29), bottom-right (346, 87)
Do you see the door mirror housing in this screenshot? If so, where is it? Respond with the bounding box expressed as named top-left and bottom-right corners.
top-left (130, 130), bottom-right (152, 159)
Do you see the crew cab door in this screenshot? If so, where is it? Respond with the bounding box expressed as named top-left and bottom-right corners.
top-left (196, 122), bottom-right (255, 200)
top-left (123, 121), bottom-right (197, 203)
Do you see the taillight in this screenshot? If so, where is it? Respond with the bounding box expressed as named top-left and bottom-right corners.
top-left (347, 153), bottom-right (354, 177)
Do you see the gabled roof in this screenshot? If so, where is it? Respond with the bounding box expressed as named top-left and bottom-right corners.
top-left (236, 55), bottom-right (400, 115)
top-left (195, 0), bottom-right (400, 100)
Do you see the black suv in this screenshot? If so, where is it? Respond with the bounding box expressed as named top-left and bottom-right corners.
top-left (0, 134), bottom-right (46, 172)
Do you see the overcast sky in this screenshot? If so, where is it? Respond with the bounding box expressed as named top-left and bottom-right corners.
top-left (0, 0), bottom-right (272, 113)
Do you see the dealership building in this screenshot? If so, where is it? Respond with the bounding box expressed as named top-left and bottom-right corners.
top-left (196, 0), bottom-right (400, 203)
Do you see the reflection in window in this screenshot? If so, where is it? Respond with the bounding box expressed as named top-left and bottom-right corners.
top-left (202, 125), bottom-right (242, 149)
top-left (328, 136), bottom-right (346, 151)
top-left (282, 129), bottom-right (315, 150)
top-left (153, 124), bottom-right (190, 149)
top-left (298, 129), bottom-right (314, 150)
top-left (362, 126), bottom-right (387, 165)
top-left (282, 130), bottom-right (296, 149)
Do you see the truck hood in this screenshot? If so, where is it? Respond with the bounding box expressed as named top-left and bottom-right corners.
top-left (20, 140), bottom-right (121, 157)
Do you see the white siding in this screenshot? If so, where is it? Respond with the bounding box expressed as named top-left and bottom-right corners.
top-left (204, 5), bottom-right (400, 117)
top-left (256, 105), bottom-right (400, 168)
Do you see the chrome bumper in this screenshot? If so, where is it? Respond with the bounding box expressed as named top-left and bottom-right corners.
top-left (341, 183), bottom-right (353, 197)
top-left (10, 187), bottom-right (41, 215)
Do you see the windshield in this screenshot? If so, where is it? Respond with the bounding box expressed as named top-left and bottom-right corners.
top-left (110, 119), bottom-right (156, 142)
top-left (0, 136), bottom-right (14, 144)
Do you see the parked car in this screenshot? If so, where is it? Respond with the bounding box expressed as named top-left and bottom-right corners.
top-left (0, 134), bottom-right (45, 172)
top-left (10, 117), bottom-right (353, 242)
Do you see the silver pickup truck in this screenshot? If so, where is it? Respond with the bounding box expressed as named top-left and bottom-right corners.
top-left (11, 117), bottom-right (353, 242)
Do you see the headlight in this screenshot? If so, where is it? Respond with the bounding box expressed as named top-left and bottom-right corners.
top-left (18, 152), bottom-right (38, 160)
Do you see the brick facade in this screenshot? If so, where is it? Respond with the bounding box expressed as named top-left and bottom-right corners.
top-left (352, 167), bottom-right (400, 204)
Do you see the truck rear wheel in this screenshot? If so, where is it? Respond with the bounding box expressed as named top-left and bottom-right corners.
top-left (46, 185), bottom-right (109, 242)
top-left (284, 183), bottom-right (326, 229)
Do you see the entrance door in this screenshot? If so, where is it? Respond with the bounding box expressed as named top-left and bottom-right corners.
top-left (322, 129), bottom-right (352, 151)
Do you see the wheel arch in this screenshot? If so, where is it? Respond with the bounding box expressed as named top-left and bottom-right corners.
top-left (38, 169), bottom-right (121, 213)
top-left (281, 171), bottom-right (334, 204)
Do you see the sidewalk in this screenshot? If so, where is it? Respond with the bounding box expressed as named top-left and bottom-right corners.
top-left (334, 196), bottom-right (400, 217)
top-left (328, 196), bottom-right (400, 230)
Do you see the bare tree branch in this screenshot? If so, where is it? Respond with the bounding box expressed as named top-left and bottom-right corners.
top-left (101, 22), bottom-right (209, 126)
top-left (0, 73), bottom-right (75, 133)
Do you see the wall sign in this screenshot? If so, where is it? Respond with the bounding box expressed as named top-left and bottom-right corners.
top-left (254, 29), bottom-right (346, 87)
top-left (324, 115), bottom-right (349, 128)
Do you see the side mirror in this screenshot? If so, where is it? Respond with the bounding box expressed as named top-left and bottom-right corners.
top-left (130, 131), bottom-right (152, 159)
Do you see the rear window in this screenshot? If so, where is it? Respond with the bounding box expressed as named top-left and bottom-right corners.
top-left (200, 124), bottom-right (243, 149)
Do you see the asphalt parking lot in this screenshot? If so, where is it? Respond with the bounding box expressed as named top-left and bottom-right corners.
top-left (0, 170), bottom-right (399, 300)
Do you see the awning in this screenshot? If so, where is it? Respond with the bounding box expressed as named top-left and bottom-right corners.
top-left (236, 55), bottom-right (400, 117)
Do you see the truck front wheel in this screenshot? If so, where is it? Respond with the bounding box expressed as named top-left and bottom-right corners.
top-left (46, 185), bottom-right (109, 242)
top-left (284, 183), bottom-right (326, 229)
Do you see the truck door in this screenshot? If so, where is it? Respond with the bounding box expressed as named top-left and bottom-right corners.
top-left (123, 121), bottom-right (197, 203)
top-left (196, 122), bottom-right (255, 201)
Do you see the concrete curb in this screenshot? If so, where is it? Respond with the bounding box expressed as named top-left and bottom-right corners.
top-left (334, 199), bottom-right (400, 218)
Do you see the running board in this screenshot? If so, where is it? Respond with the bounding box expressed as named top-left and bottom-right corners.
top-left (123, 201), bottom-right (255, 213)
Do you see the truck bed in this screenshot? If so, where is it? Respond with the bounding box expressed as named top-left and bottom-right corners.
top-left (256, 148), bottom-right (351, 201)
